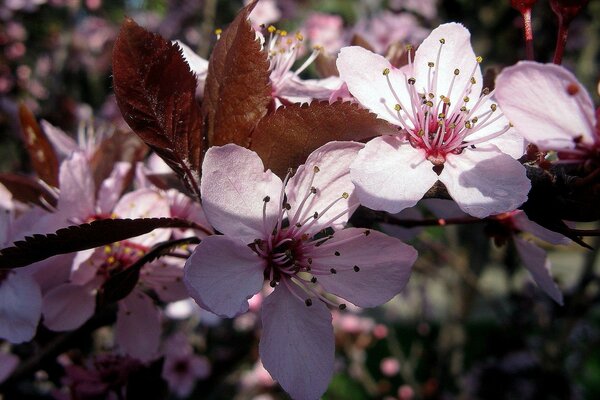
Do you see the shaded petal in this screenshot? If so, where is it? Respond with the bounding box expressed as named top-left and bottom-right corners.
top-left (511, 211), bottom-right (570, 245)
top-left (286, 141), bottom-right (363, 233)
top-left (40, 119), bottom-right (79, 161)
top-left (42, 282), bottom-right (96, 331)
top-left (115, 291), bottom-right (161, 362)
top-left (278, 75), bottom-right (343, 103)
top-left (260, 284), bottom-right (334, 400)
top-left (0, 353), bottom-right (19, 383)
top-left (440, 148), bottom-right (530, 218)
top-left (414, 23), bottom-right (482, 107)
top-left (337, 46), bottom-right (412, 126)
top-left (97, 161), bottom-right (131, 214)
top-left (514, 237), bottom-right (563, 305)
top-left (184, 235), bottom-right (265, 318)
top-left (57, 151), bottom-right (95, 219)
top-left (310, 228), bottom-right (416, 307)
top-left (0, 271), bottom-right (42, 343)
top-left (495, 61), bottom-right (596, 149)
top-left (350, 136), bottom-right (438, 213)
top-left (201, 145), bottom-right (282, 243)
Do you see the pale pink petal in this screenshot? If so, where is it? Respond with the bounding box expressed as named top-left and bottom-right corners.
top-left (57, 151), bottom-right (95, 219)
top-left (260, 284), bottom-right (334, 400)
top-left (115, 291), bottom-right (161, 362)
top-left (184, 235), bottom-right (265, 318)
top-left (0, 183), bottom-right (14, 212)
top-left (42, 282), bottom-right (96, 331)
top-left (0, 271), bottom-right (42, 343)
top-left (41, 119), bottom-right (79, 161)
top-left (514, 237), bottom-right (563, 305)
top-left (511, 211), bottom-right (570, 245)
top-left (439, 148), bottom-right (530, 218)
top-left (69, 249), bottom-right (100, 285)
top-left (495, 61), bottom-right (596, 149)
top-left (0, 353), bottom-right (19, 383)
top-left (29, 254), bottom-right (75, 293)
top-left (141, 262), bottom-right (187, 303)
top-left (286, 141), bottom-right (363, 233)
top-left (337, 46), bottom-right (413, 125)
top-left (414, 23), bottom-right (482, 107)
top-left (350, 136), bottom-right (438, 213)
top-left (200, 145), bottom-right (282, 244)
top-left (97, 162), bottom-right (131, 214)
top-left (311, 228), bottom-right (416, 307)
top-left (112, 188), bottom-right (171, 245)
top-left (278, 76), bottom-right (343, 103)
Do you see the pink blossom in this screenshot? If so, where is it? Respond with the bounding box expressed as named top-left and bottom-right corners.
top-left (353, 11), bottom-right (429, 54)
top-left (184, 142), bottom-right (417, 399)
top-left (246, 0), bottom-right (281, 29)
top-left (337, 23), bottom-right (530, 218)
top-left (161, 333), bottom-right (210, 397)
top-left (380, 357), bottom-right (401, 376)
top-left (0, 352), bottom-right (19, 383)
top-left (303, 12), bottom-right (346, 53)
top-left (495, 61), bottom-right (599, 163)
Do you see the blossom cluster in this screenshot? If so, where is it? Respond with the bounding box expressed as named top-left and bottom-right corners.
top-left (0, 0), bottom-right (598, 399)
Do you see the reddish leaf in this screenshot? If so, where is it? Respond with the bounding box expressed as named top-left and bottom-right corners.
top-left (18, 104), bottom-right (59, 187)
top-left (89, 130), bottom-right (148, 191)
top-left (202, 0), bottom-right (272, 147)
top-left (0, 218), bottom-right (204, 269)
top-left (112, 18), bottom-right (203, 198)
top-left (0, 173), bottom-right (57, 210)
top-left (315, 52), bottom-right (339, 78)
top-left (249, 101), bottom-right (398, 176)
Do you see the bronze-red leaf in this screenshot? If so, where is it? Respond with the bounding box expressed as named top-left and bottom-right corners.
top-left (18, 103), bottom-right (59, 187)
top-left (112, 18), bottom-right (203, 198)
top-left (249, 101), bottom-right (398, 177)
top-left (202, 0), bottom-right (272, 147)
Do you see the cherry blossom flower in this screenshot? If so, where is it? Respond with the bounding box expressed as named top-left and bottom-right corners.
top-left (161, 333), bottom-right (210, 397)
top-left (495, 61), bottom-right (599, 163)
top-left (184, 142), bottom-right (417, 399)
top-left (337, 23), bottom-right (530, 218)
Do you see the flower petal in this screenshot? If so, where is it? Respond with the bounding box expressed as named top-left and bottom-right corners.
top-left (115, 291), bottom-right (161, 361)
top-left (260, 284), bottom-right (334, 400)
top-left (97, 161), bottom-right (131, 215)
top-left (57, 151), bottom-right (95, 220)
top-left (350, 135), bottom-right (438, 213)
top-left (201, 144), bottom-right (282, 243)
top-left (42, 282), bottom-right (96, 331)
top-left (514, 237), bottom-right (563, 305)
top-left (414, 23), bottom-right (482, 108)
top-left (286, 141), bottom-right (363, 233)
top-left (184, 235), bottom-right (265, 318)
top-left (511, 211), bottom-right (570, 245)
top-left (495, 61), bottom-right (596, 149)
top-left (310, 228), bottom-right (416, 307)
top-left (337, 46), bottom-right (412, 125)
top-left (439, 148), bottom-right (530, 218)
top-left (0, 271), bottom-right (42, 343)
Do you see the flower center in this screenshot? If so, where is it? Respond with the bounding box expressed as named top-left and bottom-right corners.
top-left (96, 241), bottom-right (147, 278)
top-left (381, 39), bottom-right (511, 165)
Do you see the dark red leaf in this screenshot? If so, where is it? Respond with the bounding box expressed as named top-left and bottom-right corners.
top-left (249, 101), bottom-right (398, 177)
top-left (0, 218), bottom-right (203, 269)
top-left (112, 18), bottom-right (203, 198)
top-left (0, 173), bottom-right (57, 210)
top-left (18, 103), bottom-right (59, 187)
top-left (98, 236), bottom-right (200, 306)
top-left (202, 0), bottom-right (272, 147)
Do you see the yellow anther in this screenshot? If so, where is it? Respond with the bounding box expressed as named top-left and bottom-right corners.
top-left (107, 256), bottom-right (116, 264)
top-left (509, 122), bottom-right (514, 127)
top-left (428, 93), bottom-right (434, 99)
top-left (280, 30), bottom-right (288, 36)
top-left (406, 44), bottom-right (413, 50)
top-left (425, 101), bottom-right (434, 107)
top-left (471, 117), bottom-right (478, 123)
top-left (454, 68), bottom-right (460, 75)
top-left (313, 166), bottom-right (320, 173)
top-left (394, 104), bottom-right (402, 111)
top-left (482, 87), bottom-right (490, 95)
top-left (465, 121), bottom-right (472, 129)
top-left (295, 32), bottom-right (304, 41)
top-left (438, 113), bottom-right (446, 119)
top-left (286, 38), bottom-right (293, 45)
top-left (341, 192), bottom-right (349, 199)
top-left (439, 38), bottom-right (446, 44)
top-left (442, 96), bottom-right (451, 105)
top-left (312, 45), bottom-right (323, 51)
top-left (449, 123), bottom-right (456, 129)
top-left (123, 248), bottom-right (132, 255)
top-left (383, 68), bottom-right (390, 76)
top-left (470, 77), bottom-right (476, 84)
top-left (418, 129), bottom-right (425, 137)
top-left (214, 28), bottom-right (222, 35)
top-left (104, 245), bottom-right (112, 254)
top-left (408, 77), bottom-right (416, 85)
top-left (428, 62), bottom-right (434, 67)
top-left (463, 96), bottom-right (470, 103)
top-left (490, 104), bottom-right (497, 111)
top-left (267, 25), bottom-right (277, 33)
top-left (476, 56), bottom-right (483, 63)
top-left (460, 106), bottom-right (467, 112)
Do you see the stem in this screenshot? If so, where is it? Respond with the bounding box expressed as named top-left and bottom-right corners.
top-left (569, 228), bottom-right (600, 236)
top-left (553, 16), bottom-right (570, 64)
top-left (522, 8), bottom-right (535, 60)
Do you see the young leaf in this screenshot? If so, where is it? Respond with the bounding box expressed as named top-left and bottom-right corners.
top-left (202, 0), bottom-right (272, 147)
top-left (18, 103), bottom-right (59, 187)
top-left (249, 101), bottom-right (398, 176)
top-left (0, 218), bottom-right (204, 269)
top-left (98, 236), bottom-right (200, 306)
top-left (112, 18), bottom-right (203, 198)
